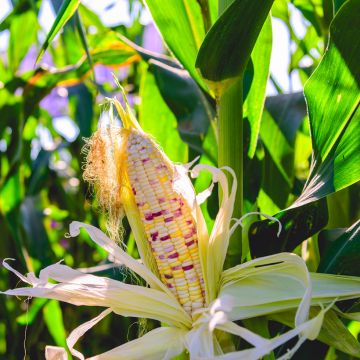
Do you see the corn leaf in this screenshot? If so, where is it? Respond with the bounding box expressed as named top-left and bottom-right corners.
top-left (333, 0), bottom-right (348, 12)
top-left (43, 300), bottom-right (68, 350)
top-left (249, 0), bottom-right (360, 255)
top-left (195, 0), bottom-right (274, 94)
top-left (250, 199), bottom-right (328, 257)
top-left (144, 0), bottom-right (207, 90)
top-left (139, 67), bottom-right (188, 163)
top-left (148, 60), bottom-right (214, 155)
top-left (296, 0), bottom-right (360, 206)
top-left (318, 220), bottom-right (360, 276)
top-left (245, 16), bottom-right (272, 158)
top-left (37, 0), bottom-right (81, 63)
top-left (8, 10), bottom-right (38, 73)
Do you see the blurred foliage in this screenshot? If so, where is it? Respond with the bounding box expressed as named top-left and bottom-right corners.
top-left (0, 0), bottom-right (359, 359)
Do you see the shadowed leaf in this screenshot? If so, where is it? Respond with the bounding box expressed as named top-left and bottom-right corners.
top-left (269, 308), bottom-right (360, 357)
top-left (196, 0), bottom-right (275, 94)
top-left (149, 59), bottom-right (215, 156)
top-left (250, 198), bottom-right (328, 257)
top-left (318, 220), bottom-right (360, 276)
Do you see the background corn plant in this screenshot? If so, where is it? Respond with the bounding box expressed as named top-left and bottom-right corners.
top-left (0, 0), bottom-right (359, 359)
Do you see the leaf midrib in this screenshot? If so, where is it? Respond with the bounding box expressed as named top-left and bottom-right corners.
top-left (321, 94), bottom-right (360, 162)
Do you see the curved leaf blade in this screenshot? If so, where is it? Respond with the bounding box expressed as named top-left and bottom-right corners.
top-left (149, 59), bottom-right (214, 155)
top-left (296, 0), bottom-right (360, 207)
top-left (245, 16), bottom-right (273, 158)
top-left (249, 0), bottom-right (360, 255)
top-left (195, 0), bottom-right (274, 93)
top-left (37, 0), bottom-right (81, 63)
top-left (318, 220), bottom-right (360, 276)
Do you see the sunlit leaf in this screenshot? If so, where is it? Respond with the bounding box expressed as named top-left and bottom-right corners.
top-left (292, 0), bottom-right (324, 36)
top-left (43, 300), bottom-right (68, 349)
top-left (295, 0), bottom-right (360, 207)
top-left (78, 3), bottom-right (106, 31)
top-left (272, 0), bottom-right (290, 24)
top-left (144, 0), bottom-right (206, 89)
top-left (290, 26), bottom-right (320, 74)
top-left (37, 0), bottom-right (81, 63)
top-left (139, 67), bottom-right (188, 163)
top-left (8, 10), bottom-right (38, 73)
top-left (245, 16), bottom-right (272, 158)
top-left (249, 1), bottom-right (360, 254)
top-left (0, 172), bottom-right (23, 213)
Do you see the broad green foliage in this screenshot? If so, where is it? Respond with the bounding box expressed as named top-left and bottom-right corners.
top-left (250, 0), bottom-right (360, 255)
top-left (298, 0), bottom-right (360, 205)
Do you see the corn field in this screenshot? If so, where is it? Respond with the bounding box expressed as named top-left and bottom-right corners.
top-left (0, 0), bottom-right (359, 359)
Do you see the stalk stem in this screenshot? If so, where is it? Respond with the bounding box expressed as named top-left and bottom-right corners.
top-left (218, 0), bottom-right (243, 267)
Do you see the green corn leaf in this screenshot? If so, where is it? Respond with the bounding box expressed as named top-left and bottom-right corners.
top-left (139, 67), bottom-right (188, 164)
top-left (16, 298), bottom-right (48, 325)
top-left (318, 220), bottom-right (360, 276)
top-left (250, 198), bottom-right (328, 257)
top-left (6, 40), bottom-right (137, 110)
top-left (296, 0), bottom-right (360, 207)
top-left (144, 0), bottom-right (207, 90)
top-left (43, 300), bottom-right (68, 351)
top-left (195, 0), bottom-right (275, 94)
top-left (8, 10), bottom-right (38, 73)
top-left (148, 59), bottom-right (215, 156)
top-left (333, 0), bottom-right (348, 13)
top-left (21, 196), bottom-right (54, 265)
top-left (37, 0), bottom-right (81, 63)
top-left (249, 0), bottom-right (360, 255)
top-left (260, 111), bottom-right (294, 188)
top-left (272, 0), bottom-right (290, 25)
top-left (245, 16), bottom-right (272, 158)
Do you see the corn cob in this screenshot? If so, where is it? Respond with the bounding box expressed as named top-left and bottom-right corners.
top-left (125, 130), bottom-right (205, 314)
